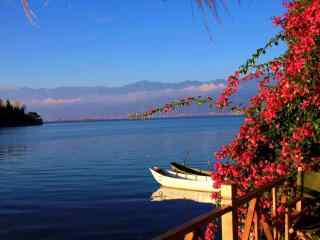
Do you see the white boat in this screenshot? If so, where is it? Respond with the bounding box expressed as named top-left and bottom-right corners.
top-left (149, 167), bottom-right (217, 192)
top-left (171, 162), bottom-right (211, 176)
top-left (167, 170), bottom-right (211, 182)
top-left (151, 186), bottom-right (215, 204)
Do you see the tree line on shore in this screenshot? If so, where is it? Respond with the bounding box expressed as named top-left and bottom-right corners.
top-left (0, 99), bottom-right (43, 127)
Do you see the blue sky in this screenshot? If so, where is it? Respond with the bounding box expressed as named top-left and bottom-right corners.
top-left (0, 0), bottom-right (286, 88)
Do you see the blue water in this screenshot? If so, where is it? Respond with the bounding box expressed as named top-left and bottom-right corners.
top-left (0, 116), bottom-right (243, 240)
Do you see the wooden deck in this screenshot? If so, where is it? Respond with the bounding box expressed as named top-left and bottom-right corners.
top-left (153, 168), bottom-right (315, 240)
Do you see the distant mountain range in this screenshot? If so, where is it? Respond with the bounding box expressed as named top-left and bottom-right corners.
top-left (0, 80), bottom-right (258, 121)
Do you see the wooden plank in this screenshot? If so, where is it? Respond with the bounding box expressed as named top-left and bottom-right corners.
top-left (184, 231), bottom-right (194, 240)
top-left (272, 187), bottom-right (277, 240)
top-left (296, 200), bottom-right (302, 213)
top-left (153, 173), bottom-right (297, 240)
top-left (221, 184), bottom-right (238, 240)
top-left (254, 212), bottom-right (260, 240)
top-left (285, 207), bottom-right (290, 240)
top-left (235, 175), bottom-right (290, 206)
top-left (261, 217), bottom-right (273, 240)
top-left (221, 210), bottom-right (237, 240)
top-left (242, 198), bottom-right (257, 240)
top-left (296, 167), bottom-right (304, 213)
top-left (152, 206), bottom-right (233, 240)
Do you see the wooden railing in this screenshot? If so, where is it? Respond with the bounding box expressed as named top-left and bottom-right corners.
top-left (153, 167), bottom-right (304, 240)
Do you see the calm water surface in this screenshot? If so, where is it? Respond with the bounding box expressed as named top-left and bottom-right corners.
top-left (0, 116), bottom-right (243, 240)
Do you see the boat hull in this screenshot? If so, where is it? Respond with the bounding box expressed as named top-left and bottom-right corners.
top-left (149, 168), bottom-right (216, 192)
top-left (167, 170), bottom-right (211, 182)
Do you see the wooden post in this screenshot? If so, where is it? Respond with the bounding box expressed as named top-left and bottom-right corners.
top-left (254, 211), bottom-right (260, 240)
top-left (296, 167), bottom-right (304, 213)
top-left (221, 184), bottom-right (237, 240)
top-left (242, 198), bottom-right (257, 240)
top-left (184, 231), bottom-right (194, 240)
top-left (261, 216), bottom-right (273, 240)
top-left (272, 187), bottom-right (278, 240)
top-left (285, 207), bottom-right (291, 240)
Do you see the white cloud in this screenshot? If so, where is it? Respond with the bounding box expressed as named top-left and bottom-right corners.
top-left (29, 82), bottom-right (226, 106)
top-left (33, 98), bottom-right (81, 106)
top-left (183, 83), bottom-right (225, 92)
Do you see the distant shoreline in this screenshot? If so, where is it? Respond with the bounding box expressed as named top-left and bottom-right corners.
top-left (0, 121), bottom-right (43, 128)
top-left (44, 113), bottom-right (244, 124)
top-left (0, 100), bottom-right (43, 128)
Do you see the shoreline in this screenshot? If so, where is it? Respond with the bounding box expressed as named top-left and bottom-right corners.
top-left (44, 113), bottom-right (244, 124)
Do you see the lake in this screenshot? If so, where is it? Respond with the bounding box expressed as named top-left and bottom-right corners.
top-left (0, 116), bottom-right (243, 240)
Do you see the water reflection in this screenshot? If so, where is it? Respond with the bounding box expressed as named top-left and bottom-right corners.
top-left (151, 187), bottom-right (215, 204)
top-left (0, 144), bottom-right (29, 160)
top-left (0, 118), bottom-right (242, 239)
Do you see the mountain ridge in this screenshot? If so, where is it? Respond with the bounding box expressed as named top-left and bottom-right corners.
top-left (0, 79), bottom-right (256, 121)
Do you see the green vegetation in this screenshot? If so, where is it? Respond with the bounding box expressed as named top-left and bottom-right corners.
top-left (0, 99), bottom-right (43, 127)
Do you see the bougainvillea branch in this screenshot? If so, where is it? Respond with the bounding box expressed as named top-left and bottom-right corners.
top-left (137, 32), bottom-right (286, 118)
top-left (238, 32), bottom-right (285, 75)
top-left (128, 96), bottom-right (217, 119)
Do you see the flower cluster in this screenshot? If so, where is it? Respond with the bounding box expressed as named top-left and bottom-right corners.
top-left (212, 0), bottom-right (320, 213)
